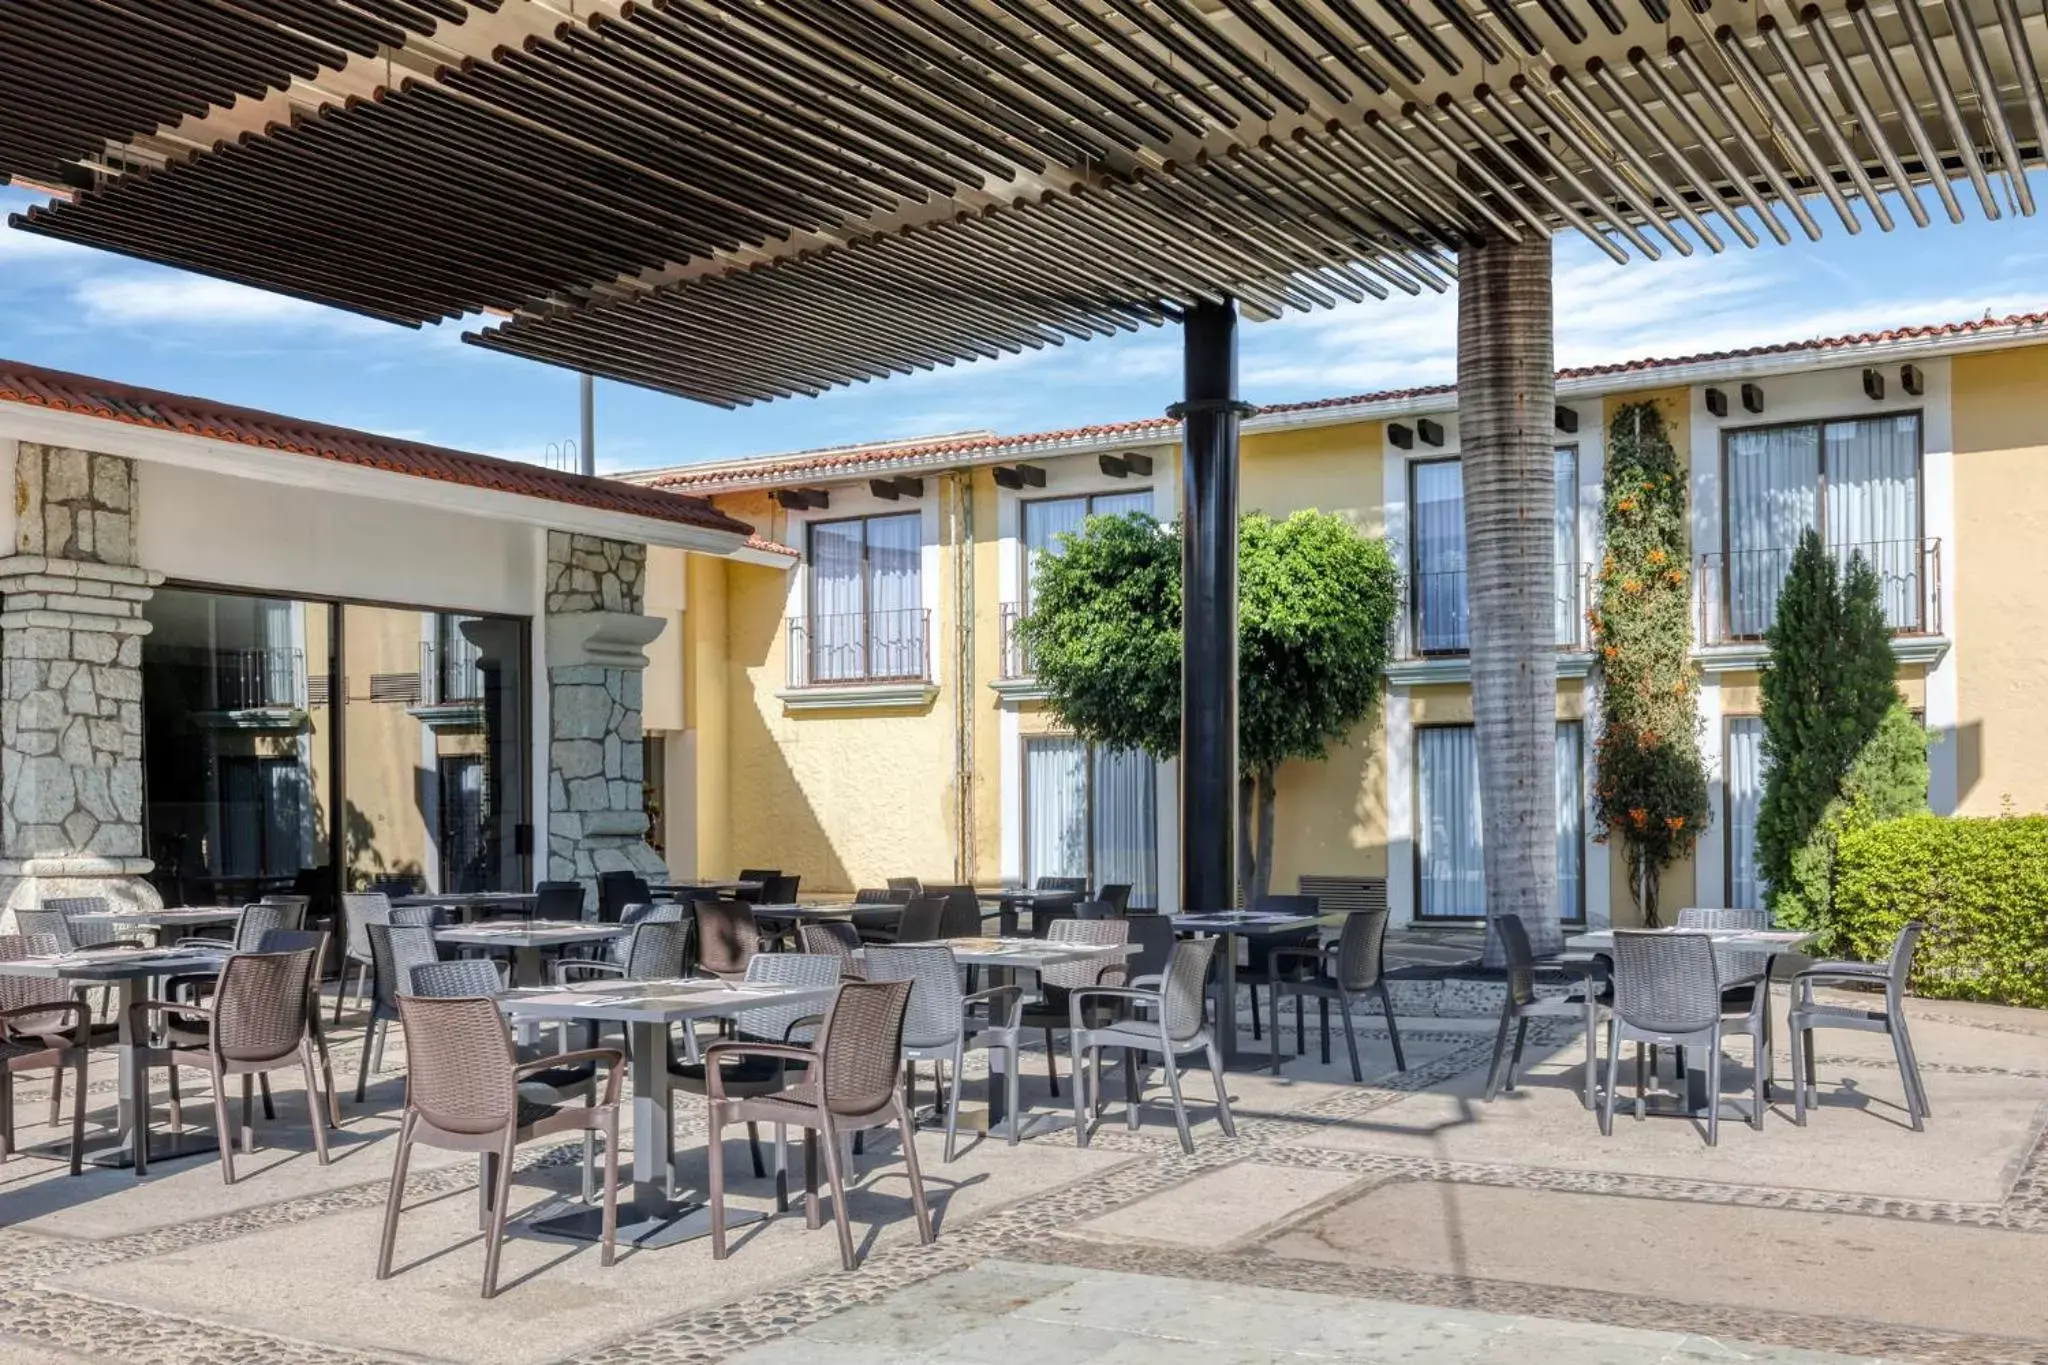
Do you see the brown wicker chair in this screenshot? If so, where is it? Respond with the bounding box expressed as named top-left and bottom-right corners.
top-left (692, 898), bottom-right (760, 981)
top-left (798, 922), bottom-right (865, 980)
top-left (0, 934), bottom-right (90, 1174)
top-left (129, 944), bottom-right (331, 1182)
top-left (704, 978), bottom-right (933, 1270)
top-left (378, 994), bottom-right (623, 1299)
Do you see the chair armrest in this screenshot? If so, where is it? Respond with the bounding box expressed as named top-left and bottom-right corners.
top-left (552, 958), bottom-right (626, 985)
top-left (517, 1046), bottom-right (626, 1104)
top-left (1069, 985), bottom-right (1164, 1031)
top-left (964, 983), bottom-right (1024, 1028)
top-left (130, 998), bottom-right (210, 1023)
top-left (700, 1040), bottom-right (816, 1101)
top-left (1267, 946), bottom-right (1328, 974)
top-left (1793, 960), bottom-right (1887, 981)
top-left (1129, 973), bottom-right (1163, 991)
top-left (0, 999), bottom-right (89, 1044)
top-left (782, 1014), bottom-right (824, 1042)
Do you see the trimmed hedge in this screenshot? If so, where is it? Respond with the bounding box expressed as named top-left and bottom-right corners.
top-left (1832, 813), bottom-right (2048, 1008)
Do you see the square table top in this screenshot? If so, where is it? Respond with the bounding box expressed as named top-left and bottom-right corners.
top-left (393, 891), bottom-right (538, 908)
top-left (500, 977), bottom-right (837, 1025)
top-left (750, 901), bottom-right (857, 922)
top-left (921, 936), bottom-right (1141, 969)
top-left (1171, 910), bottom-right (1327, 935)
top-left (433, 920), bottom-right (628, 949)
top-left (1571, 928), bottom-right (1815, 954)
top-left (985, 888), bottom-right (1084, 904)
top-left (67, 907), bottom-right (242, 928)
top-left (651, 880), bottom-right (763, 894)
top-left (0, 944), bottom-right (229, 982)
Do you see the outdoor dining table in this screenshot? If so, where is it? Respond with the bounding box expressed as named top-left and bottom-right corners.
top-left (498, 976), bottom-right (839, 1249)
top-left (1171, 910), bottom-right (1330, 1069)
top-left (432, 920), bottom-right (628, 986)
top-left (0, 942), bottom-right (232, 1171)
top-left (392, 890), bottom-right (539, 922)
top-left (981, 887), bottom-right (1078, 936)
top-left (650, 879), bottom-right (763, 898)
top-left (1570, 927), bottom-right (1817, 1119)
top-left (69, 906), bottom-right (241, 945)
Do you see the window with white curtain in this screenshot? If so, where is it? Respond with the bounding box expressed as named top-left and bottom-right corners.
top-left (806, 512), bottom-right (923, 682)
top-left (1023, 735), bottom-right (1158, 907)
top-left (1724, 717), bottom-right (1768, 910)
top-left (1022, 489), bottom-right (1153, 606)
top-left (1410, 453), bottom-right (1580, 653)
top-left (1416, 722), bottom-right (1584, 921)
top-left (1722, 414), bottom-right (1921, 636)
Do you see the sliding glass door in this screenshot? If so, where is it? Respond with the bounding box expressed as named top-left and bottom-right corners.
top-left (1022, 736), bottom-right (1158, 907)
top-left (1415, 722), bottom-right (1585, 921)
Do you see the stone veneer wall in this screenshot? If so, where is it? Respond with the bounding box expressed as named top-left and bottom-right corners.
top-left (0, 444), bottom-right (164, 919)
top-left (544, 532), bottom-right (667, 899)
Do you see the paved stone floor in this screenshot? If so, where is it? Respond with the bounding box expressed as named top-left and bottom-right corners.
top-left (1, 984), bottom-right (2045, 1365)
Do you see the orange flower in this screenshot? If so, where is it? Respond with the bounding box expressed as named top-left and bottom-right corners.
top-left (1665, 568), bottom-right (1686, 586)
top-left (1603, 645), bottom-right (1619, 659)
top-left (1647, 548), bottom-right (1667, 566)
top-left (1666, 815), bottom-right (1686, 832)
top-left (1617, 497), bottom-right (1636, 513)
top-left (1623, 579), bottom-right (1643, 594)
top-left (1641, 480), bottom-right (1655, 492)
top-left (1629, 807), bottom-right (1649, 829)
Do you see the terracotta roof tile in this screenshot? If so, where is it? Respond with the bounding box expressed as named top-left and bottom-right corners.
top-left (0, 357), bottom-right (752, 539)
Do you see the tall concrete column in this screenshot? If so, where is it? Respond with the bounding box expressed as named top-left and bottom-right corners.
top-left (0, 444), bottom-right (165, 921)
top-left (543, 532), bottom-right (667, 908)
top-left (1458, 235), bottom-right (1560, 959)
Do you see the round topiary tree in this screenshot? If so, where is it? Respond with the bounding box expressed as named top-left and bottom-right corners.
top-left (1589, 400), bottom-right (1709, 927)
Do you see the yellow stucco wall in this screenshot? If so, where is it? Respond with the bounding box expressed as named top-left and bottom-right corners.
top-left (642, 546), bottom-right (686, 735)
top-left (1952, 346), bottom-right (2048, 815)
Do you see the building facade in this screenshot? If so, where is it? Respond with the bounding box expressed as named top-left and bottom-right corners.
top-left (631, 314), bottom-right (2048, 927)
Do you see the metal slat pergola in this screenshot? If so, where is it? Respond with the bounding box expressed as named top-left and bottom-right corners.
top-left (4, 0), bottom-right (2044, 915)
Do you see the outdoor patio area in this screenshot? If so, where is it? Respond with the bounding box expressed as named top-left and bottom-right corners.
top-left (0, 959), bottom-right (2043, 1365)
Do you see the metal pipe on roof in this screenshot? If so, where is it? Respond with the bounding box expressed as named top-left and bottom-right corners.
top-left (1063, 185), bottom-right (1306, 317)
top-left (1211, 0), bottom-right (1362, 102)
top-left (1380, 108), bottom-right (1540, 239)
top-left (1262, 0), bottom-right (1398, 92)
top-left (1095, 0), bottom-right (1280, 121)
top-left (1889, 0), bottom-right (2003, 217)
top-left (1280, 132), bottom-right (1461, 280)
top-left (1842, 0), bottom-right (1965, 223)
top-left (1032, 0), bottom-right (1247, 125)
top-left (1321, 120), bottom-right (1479, 240)
top-left (917, 0), bottom-right (1183, 144)
top-left (1428, 95), bottom-right (1631, 261)
top-left (1509, 73), bottom-right (1698, 255)
top-left (1938, 0), bottom-right (2035, 213)
top-left (977, 0), bottom-right (1214, 135)
top-left (1663, 39), bottom-right (1827, 240)
top-left (1601, 53), bottom-right (1776, 246)
top-left (1371, 0), bottom-right (1466, 76)
top-left (1313, 0), bottom-right (1430, 83)
top-left (1783, 10), bottom-right (1929, 228)
top-left (1213, 148), bottom-right (1422, 295)
top-left (1987, 0), bottom-right (2048, 185)
top-left (1146, 0), bottom-right (1318, 114)
top-left (1717, 22), bottom-right (1879, 233)
top-left (1474, 82), bottom-right (1665, 259)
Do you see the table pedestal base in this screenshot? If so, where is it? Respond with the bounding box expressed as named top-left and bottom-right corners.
top-left (28, 1126), bottom-right (220, 1170)
top-left (519, 1192), bottom-right (762, 1250)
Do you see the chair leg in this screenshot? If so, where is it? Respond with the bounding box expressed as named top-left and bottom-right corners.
top-left (1895, 1013), bottom-right (1933, 1122)
top-left (369, 1016), bottom-right (388, 1078)
top-left (1162, 1055), bottom-right (1193, 1155)
top-left (1889, 1024), bottom-right (1925, 1132)
top-left (1338, 993), bottom-right (1363, 1084)
top-left (1294, 990), bottom-right (1305, 1057)
top-left (773, 1124), bottom-right (790, 1213)
top-left (818, 1117), bottom-right (859, 1270)
top-left (707, 1104), bottom-right (729, 1259)
top-left (1267, 985), bottom-right (1283, 1075)
top-left (894, 1097), bottom-right (934, 1245)
top-left (1377, 984), bottom-right (1406, 1073)
top-left (332, 963), bottom-right (349, 1026)
top-left (747, 1121), bottom-right (766, 1179)
top-left (1705, 1036), bottom-right (1722, 1148)
top-left (599, 1108), bottom-right (620, 1268)
top-left (130, 1049), bottom-right (151, 1178)
top-left (354, 1019), bottom-right (376, 1103)
top-left (1599, 1020), bottom-right (1620, 1137)
top-left (1508, 1018), bottom-right (1529, 1093)
top-left (1248, 983), bottom-right (1260, 1040)
top-left (802, 1129), bottom-right (822, 1230)
top-left (375, 1112), bottom-right (416, 1280)
top-left (311, 1022), bottom-right (341, 1129)
top-left (68, 1051), bottom-right (87, 1176)
top-left (0, 1066), bottom-right (15, 1162)
top-left (1044, 1028), bottom-right (1060, 1098)
top-left (1483, 1000), bottom-right (1514, 1103)
top-left (1582, 994), bottom-right (1598, 1111)
top-left (240, 1074), bottom-right (255, 1154)
top-left (47, 1067), bottom-right (61, 1128)
top-left (1749, 1028), bottom-right (1767, 1133)
top-left (1069, 1030), bottom-right (1089, 1147)
top-left (167, 1066), bottom-right (182, 1132)
top-left (1205, 1043), bottom-right (1235, 1139)
top-left (300, 1050), bottom-right (330, 1166)
top-left (481, 1135), bottom-right (515, 1298)
top-left (1004, 1042), bottom-right (1021, 1147)
top-left (1124, 1047), bottom-right (1142, 1130)
top-left (1790, 1018), bottom-right (1809, 1127)
top-left (943, 1044), bottom-right (964, 1163)
top-left (1319, 997), bottom-right (1331, 1066)
top-left (1802, 1027), bottom-right (1817, 1098)
top-left (259, 1072), bottom-right (276, 1122)
top-left (210, 1065), bottom-right (237, 1186)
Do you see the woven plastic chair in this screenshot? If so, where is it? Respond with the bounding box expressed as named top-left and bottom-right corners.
top-left (232, 901), bottom-right (303, 950)
top-left (1789, 921), bottom-right (1930, 1131)
top-left (1268, 907), bottom-right (1408, 1081)
top-left (1480, 914), bottom-right (1600, 1106)
top-left (692, 898), bottom-right (759, 981)
top-left (130, 945), bottom-right (330, 1181)
top-left (890, 896), bottom-right (946, 945)
top-left (1675, 908), bottom-right (1773, 932)
top-left (886, 876), bottom-right (923, 896)
top-left (1036, 877), bottom-right (1089, 894)
top-left (848, 888), bottom-right (911, 943)
top-left (44, 897), bottom-right (119, 946)
top-left (13, 910), bottom-right (75, 950)
top-left (702, 979), bottom-right (933, 1270)
top-left (924, 887), bottom-right (982, 938)
top-left (1600, 931), bottom-right (1762, 1146)
top-left (334, 892), bottom-right (391, 1024)
top-left (534, 881), bottom-right (585, 921)
top-left (1122, 914), bottom-right (1178, 988)
top-left (0, 933), bottom-right (90, 1174)
top-left (1074, 900), bottom-right (1116, 921)
top-left (410, 959), bottom-right (506, 998)
top-left (1096, 884), bottom-right (1133, 913)
top-left (1068, 936), bottom-right (1234, 1154)
top-left (761, 874), bottom-right (802, 906)
top-left (866, 944), bottom-right (1024, 1160)
top-left (1234, 895), bottom-right (1322, 1046)
top-left (240, 928), bottom-right (342, 1131)
top-left (357, 922), bottom-right (441, 1101)
top-left (379, 995), bottom-right (623, 1298)
top-left (798, 922), bottom-right (865, 980)
top-left (558, 919), bottom-right (687, 987)
top-left (1021, 918), bottom-right (1131, 1099)
top-left (596, 872), bottom-right (650, 924)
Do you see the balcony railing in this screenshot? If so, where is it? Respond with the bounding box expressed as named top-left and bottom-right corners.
top-left (213, 647), bottom-right (305, 710)
top-left (1402, 563), bottom-right (1589, 658)
top-left (1697, 537), bottom-right (1942, 646)
top-left (787, 608), bottom-right (931, 688)
top-left (419, 638), bottom-right (485, 706)
top-left (999, 601), bottom-right (1033, 679)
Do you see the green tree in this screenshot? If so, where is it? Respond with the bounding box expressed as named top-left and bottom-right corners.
top-left (1018, 509), bottom-right (1401, 904)
top-left (1757, 531), bottom-right (1900, 920)
top-left (1777, 701), bottom-right (1930, 940)
top-left (1590, 400), bottom-right (1709, 927)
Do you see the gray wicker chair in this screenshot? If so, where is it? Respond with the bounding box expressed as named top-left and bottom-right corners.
top-left (379, 995), bottom-right (622, 1298)
top-left (1020, 917), bottom-right (1130, 1098)
top-left (1789, 920), bottom-right (1930, 1131)
top-left (32, 899), bottom-right (133, 1018)
top-left (1036, 876), bottom-right (1090, 894)
top-left (692, 898), bottom-right (759, 981)
top-left (557, 919), bottom-right (688, 986)
top-left (1096, 884), bottom-right (1133, 913)
top-left (335, 892), bottom-right (391, 1024)
top-left (1481, 914), bottom-right (1600, 1106)
top-left (357, 922), bottom-right (440, 1101)
top-left (798, 922), bottom-right (864, 980)
top-left (849, 887), bottom-right (912, 943)
top-left (703, 978), bottom-right (932, 1270)
top-left (1675, 908), bottom-right (1773, 932)
top-left (1068, 936), bottom-right (1233, 1154)
top-left (0, 933), bottom-right (90, 1174)
top-left (534, 880), bottom-right (585, 921)
top-left (130, 944), bottom-right (331, 1181)
top-left (1269, 907), bottom-right (1407, 1081)
top-left (1237, 894), bottom-right (1323, 1046)
top-left (889, 896), bottom-right (947, 945)
top-left (1600, 931), bottom-right (1764, 1146)
top-left (866, 944), bottom-right (1024, 1160)
top-left (233, 900), bottom-right (306, 947)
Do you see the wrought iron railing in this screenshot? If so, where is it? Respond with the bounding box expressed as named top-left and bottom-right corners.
top-left (1402, 563), bottom-right (1589, 658)
top-left (786, 607), bottom-right (931, 687)
top-left (214, 647), bottom-right (305, 710)
top-left (1697, 537), bottom-right (1941, 645)
top-left (999, 601), bottom-right (1033, 679)
top-left (419, 636), bottom-right (485, 706)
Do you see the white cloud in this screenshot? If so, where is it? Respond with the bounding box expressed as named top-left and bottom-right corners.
top-left (72, 275), bottom-right (378, 333)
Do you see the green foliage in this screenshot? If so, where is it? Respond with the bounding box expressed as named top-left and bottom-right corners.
top-left (1589, 400), bottom-right (1709, 924)
top-left (1775, 702), bottom-right (1931, 941)
top-left (1833, 813), bottom-right (2048, 1009)
top-left (1758, 531), bottom-right (1900, 922)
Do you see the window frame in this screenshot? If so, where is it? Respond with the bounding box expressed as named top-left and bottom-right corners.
top-left (1020, 731), bottom-right (1158, 907)
top-left (1411, 719), bottom-right (1587, 924)
top-left (1407, 450), bottom-right (1582, 656)
top-left (805, 510), bottom-right (924, 681)
top-left (1018, 488), bottom-right (1154, 610)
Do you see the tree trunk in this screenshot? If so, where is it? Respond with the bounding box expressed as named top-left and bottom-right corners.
top-left (1236, 772), bottom-right (1257, 907)
top-left (1459, 233), bottom-right (1561, 962)
top-left (1254, 767), bottom-right (1278, 906)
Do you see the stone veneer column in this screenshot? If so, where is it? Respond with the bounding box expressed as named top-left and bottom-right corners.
top-left (544, 532), bottom-right (668, 904)
top-left (0, 444), bottom-right (165, 921)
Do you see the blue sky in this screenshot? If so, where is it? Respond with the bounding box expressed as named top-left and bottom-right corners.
top-left (3, 181), bottom-right (2045, 473)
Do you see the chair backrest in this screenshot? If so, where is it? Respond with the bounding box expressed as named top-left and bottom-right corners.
top-left (234, 900), bottom-right (302, 950)
top-left (799, 921), bottom-right (863, 976)
top-left (1041, 916), bottom-right (1130, 990)
top-left (389, 904), bottom-right (437, 929)
top-left (763, 874), bottom-right (802, 905)
top-left (853, 887), bottom-right (912, 905)
top-left (1096, 884), bottom-right (1133, 912)
top-left (1027, 893), bottom-right (1080, 938)
top-left (886, 876), bottom-right (923, 895)
top-left (340, 892), bottom-right (391, 959)
top-left (1074, 900), bottom-right (1116, 921)
top-left (14, 910), bottom-right (74, 951)
top-left (534, 880), bottom-right (585, 920)
top-left (737, 868), bottom-right (782, 884)
top-left (1492, 914), bottom-right (1540, 1008)
top-left (1675, 907), bottom-right (1772, 932)
top-left (816, 979), bottom-right (912, 1117)
top-left (865, 944), bottom-right (966, 1050)
top-left (1160, 937), bottom-right (1217, 1043)
top-left (620, 900), bottom-right (684, 926)
top-left (410, 958), bottom-right (505, 998)
top-left (1036, 876), bottom-right (1089, 893)
top-left (1335, 906), bottom-right (1392, 992)
top-left (894, 896), bottom-right (946, 944)
top-left (213, 947), bottom-right (319, 1063)
top-left (618, 919), bottom-right (689, 979)
top-left (46, 897), bottom-right (116, 947)
top-left (0, 932), bottom-right (76, 1024)
top-left (370, 875), bottom-right (419, 897)
top-left (1611, 931), bottom-right (1723, 1036)
top-left (936, 889), bottom-right (981, 939)
top-left (734, 952), bottom-right (841, 1043)
top-left (1884, 920), bottom-right (1927, 1003)
top-left (254, 928), bottom-right (326, 956)
top-left (1124, 913), bottom-right (1178, 981)
top-left (366, 922), bottom-right (441, 1020)
top-left (1253, 893), bottom-right (1321, 917)
top-left (261, 894), bottom-right (312, 910)
top-left (597, 872), bottom-right (650, 924)
top-left (693, 898), bottom-right (758, 978)
top-left (394, 994), bottom-right (520, 1135)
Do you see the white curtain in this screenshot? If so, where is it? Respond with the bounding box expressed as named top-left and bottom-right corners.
top-left (865, 513), bottom-right (923, 678)
top-left (1091, 746), bottom-right (1157, 907)
top-left (1825, 415), bottom-right (1921, 629)
top-left (1022, 497), bottom-right (1087, 607)
top-left (1554, 448), bottom-right (1579, 646)
top-left (1555, 722), bottom-right (1584, 921)
top-left (1090, 489), bottom-right (1154, 520)
top-left (1416, 726), bottom-right (1484, 917)
top-left (1725, 425), bottom-right (1821, 636)
top-left (1725, 717), bottom-right (1768, 910)
top-left (1411, 461), bottom-right (1467, 652)
top-left (808, 519), bottom-right (866, 682)
top-left (1024, 738), bottom-right (1089, 886)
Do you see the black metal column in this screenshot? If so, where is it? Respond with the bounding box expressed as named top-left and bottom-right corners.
top-left (1171, 299), bottom-right (1249, 912)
